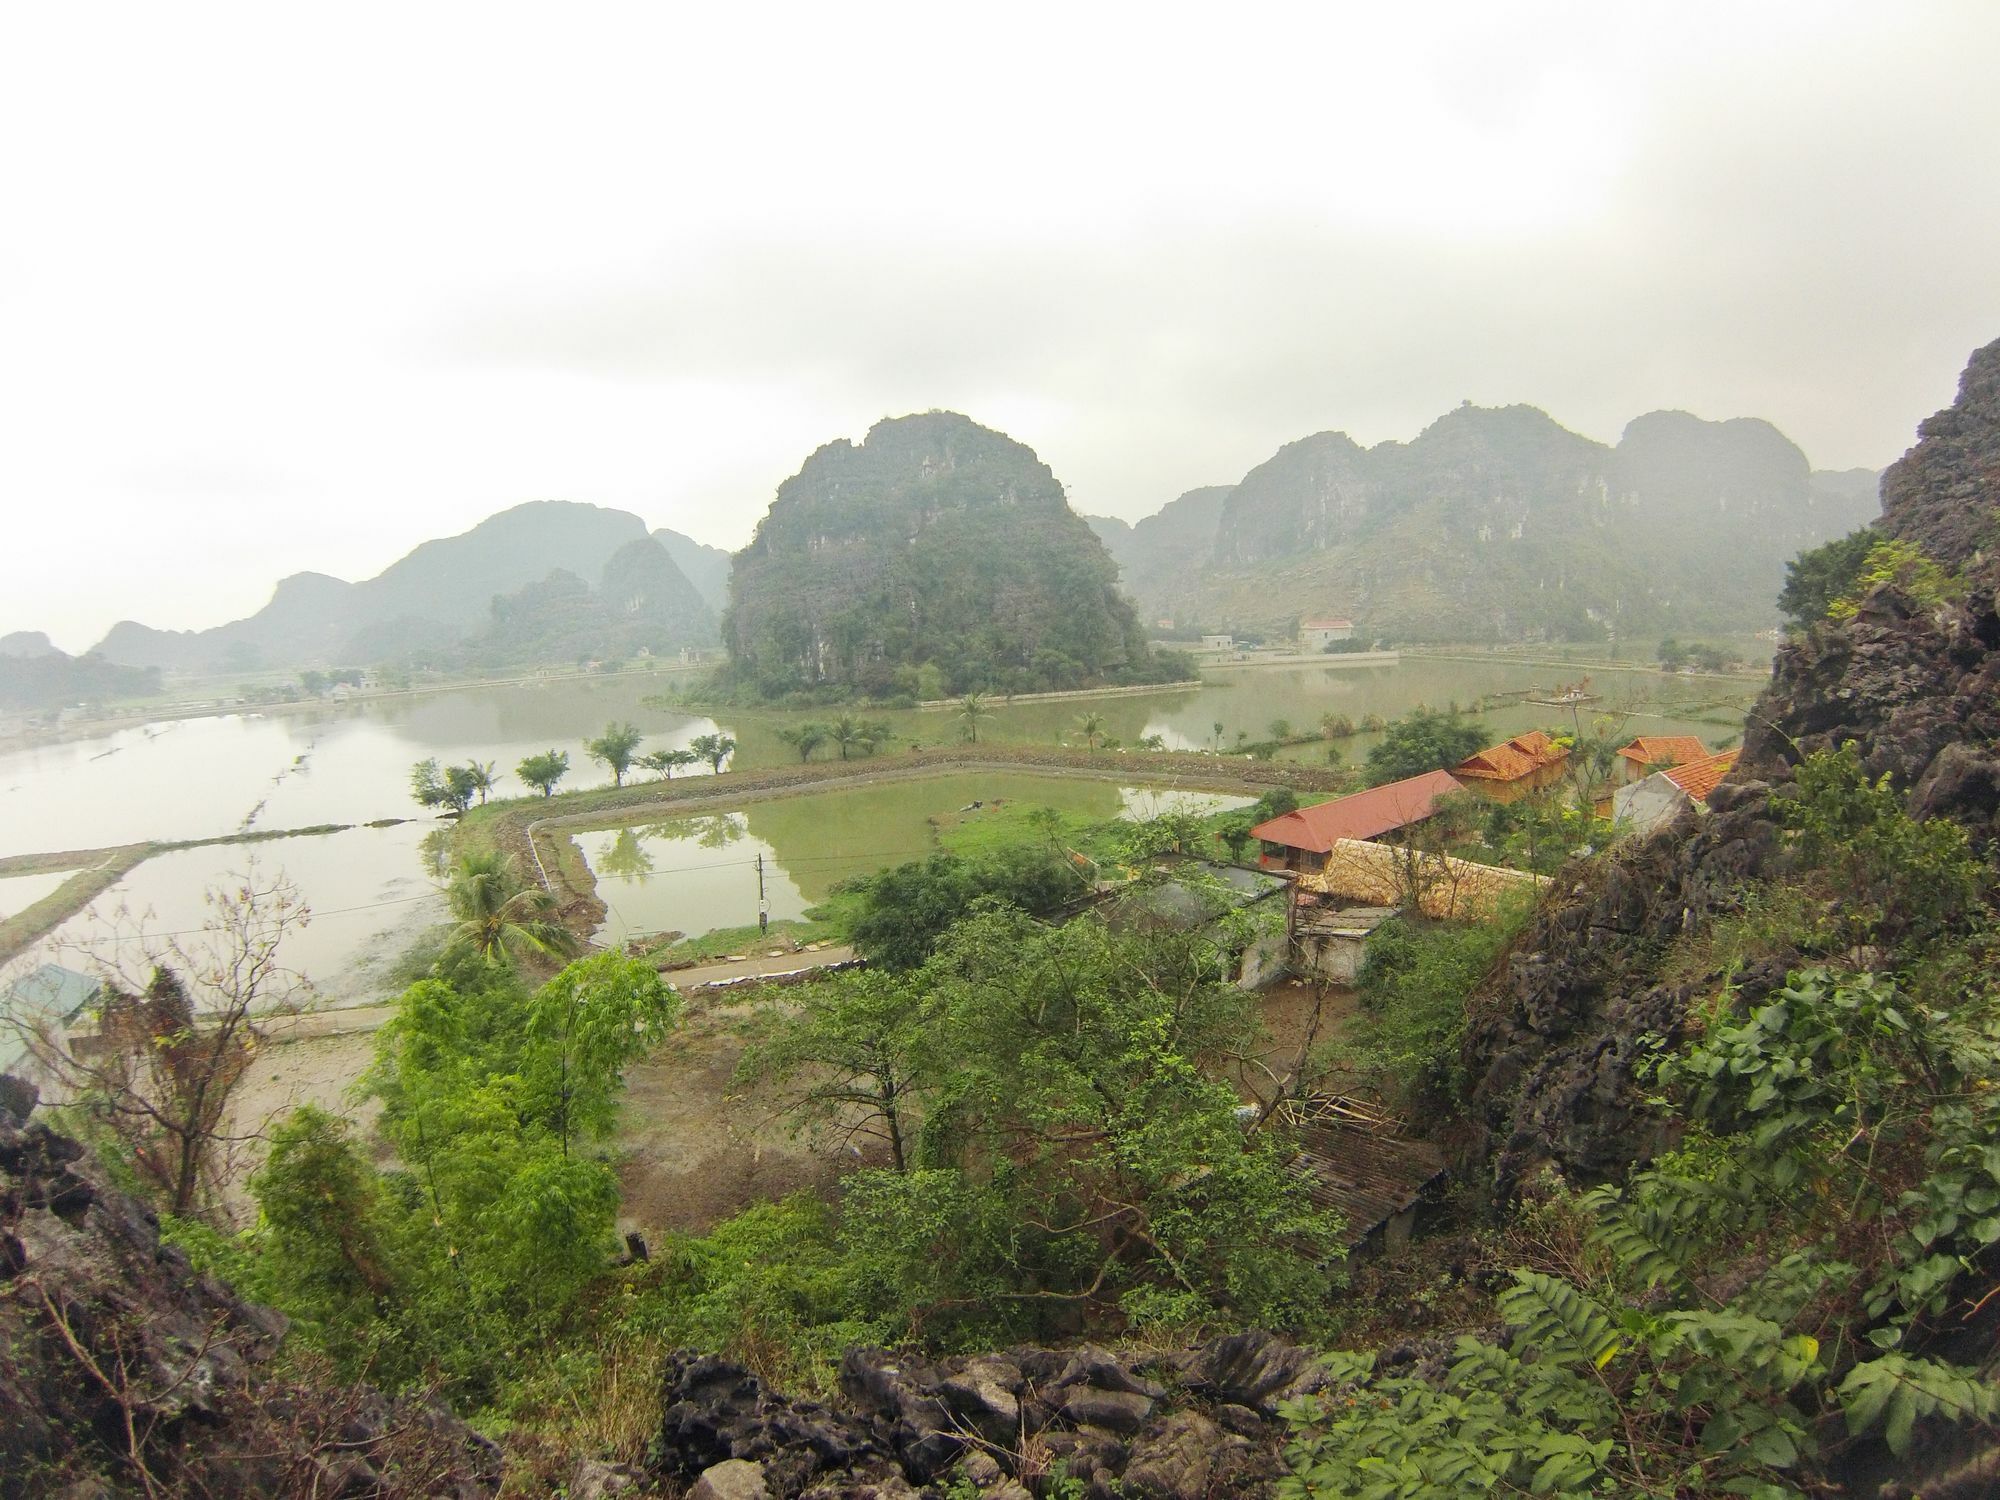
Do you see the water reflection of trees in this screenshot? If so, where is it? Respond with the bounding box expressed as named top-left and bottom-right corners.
top-left (597, 827), bottom-right (655, 882)
top-left (676, 814), bottom-right (746, 850)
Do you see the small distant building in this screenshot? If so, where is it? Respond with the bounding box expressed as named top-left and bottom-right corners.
top-left (1614, 735), bottom-right (1709, 786)
top-left (1, 963), bottom-right (100, 1075)
top-left (1250, 769), bottom-right (1464, 872)
top-left (1614, 748), bottom-right (1741, 836)
top-left (1200, 633), bottom-right (1234, 651)
top-left (1452, 731), bottom-right (1571, 804)
top-left (1300, 618), bottom-right (1355, 650)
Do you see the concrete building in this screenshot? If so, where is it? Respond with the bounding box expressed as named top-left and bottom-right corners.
top-left (1613, 748), bottom-right (1741, 836)
top-left (1300, 618), bottom-right (1355, 650)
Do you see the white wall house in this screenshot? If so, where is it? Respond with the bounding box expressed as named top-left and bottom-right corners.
top-left (1300, 618), bottom-right (1354, 650)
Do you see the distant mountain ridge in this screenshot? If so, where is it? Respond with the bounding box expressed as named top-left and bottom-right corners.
top-left (91, 501), bottom-right (718, 673)
top-left (1094, 404), bottom-right (1882, 640)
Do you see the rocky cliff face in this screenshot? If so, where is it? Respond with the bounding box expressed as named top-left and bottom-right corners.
top-left (0, 1076), bottom-right (499, 1498)
top-left (1460, 336), bottom-right (2000, 1196)
top-left (723, 414), bottom-right (1157, 695)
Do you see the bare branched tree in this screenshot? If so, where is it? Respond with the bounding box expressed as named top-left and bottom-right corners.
top-left (17, 865), bottom-right (312, 1218)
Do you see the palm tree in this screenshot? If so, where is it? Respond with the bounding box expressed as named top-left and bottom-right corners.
top-left (586, 722), bottom-right (644, 787)
top-left (443, 851), bottom-right (580, 968)
top-left (957, 692), bottom-right (993, 744)
top-left (464, 760), bottom-right (498, 805)
top-left (1073, 711), bottom-right (1108, 752)
top-left (828, 714), bottom-right (864, 760)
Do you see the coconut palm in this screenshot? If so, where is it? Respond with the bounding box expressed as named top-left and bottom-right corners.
top-left (1073, 711), bottom-right (1109, 751)
top-left (443, 851), bottom-right (580, 968)
top-left (828, 714), bottom-right (865, 760)
top-left (957, 692), bottom-right (994, 744)
top-left (776, 723), bottom-right (830, 762)
top-left (464, 760), bottom-right (499, 805)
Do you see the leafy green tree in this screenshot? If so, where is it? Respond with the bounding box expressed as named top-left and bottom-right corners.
top-left (690, 731), bottom-right (736, 772)
top-left (776, 722), bottom-right (830, 762)
top-left (1778, 526), bottom-right (1875, 627)
top-left (836, 848), bottom-right (1074, 969)
top-left (737, 969), bottom-right (934, 1172)
top-left (957, 692), bottom-right (993, 743)
top-left (410, 757), bottom-right (476, 814)
top-left (524, 953), bottom-right (677, 1155)
top-left (1364, 705), bottom-right (1486, 785)
top-left (1268, 718), bottom-right (1293, 741)
top-left (912, 909), bottom-right (1346, 1328)
top-left (248, 1106), bottom-right (400, 1363)
top-left (1827, 536), bottom-right (1962, 620)
top-left (443, 851), bottom-right (580, 968)
top-left (586, 721), bottom-right (645, 786)
top-left (516, 748), bottom-right (569, 798)
top-left (640, 746), bottom-right (700, 779)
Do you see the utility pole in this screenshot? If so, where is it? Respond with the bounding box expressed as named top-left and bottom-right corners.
top-left (756, 852), bottom-right (769, 935)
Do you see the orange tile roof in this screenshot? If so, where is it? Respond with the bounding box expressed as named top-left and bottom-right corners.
top-left (1617, 735), bottom-right (1708, 769)
top-left (1664, 748), bottom-right (1739, 804)
top-left (1454, 730), bottom-right (1570, 783)
top-left (1250, 769), bottom-right (1464, 852)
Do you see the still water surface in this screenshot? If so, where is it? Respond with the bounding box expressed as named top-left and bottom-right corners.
top-left (580, 775), bottom-right (1255, 945)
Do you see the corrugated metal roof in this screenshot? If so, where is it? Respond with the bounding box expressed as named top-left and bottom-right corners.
top-left (1249, 770), bottom-right (1464, 853)
top-left (1282, 1118), bottom-right (1448, 1244)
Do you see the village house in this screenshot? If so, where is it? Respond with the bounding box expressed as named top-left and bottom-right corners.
top-left (1451, 730), bottom-right (1570, 804)
top-left (1613, 734), bottom-right (1709, 785)
top-left (1299, 617), bottom-right (1354, 650)
top-left (1200, 633), bottom-right (1234, 651)
top-left (1614, 747), bottom-right (1740, 836)
top-left (1249, 769), bottom-right (1463, 872)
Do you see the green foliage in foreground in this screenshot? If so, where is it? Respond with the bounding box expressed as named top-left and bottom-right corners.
top-left (174, 952), bottom-right (677, 1409)
top-left (707, 908), bottom-right (1345, 1379)
top-left (1283, 747), bottom-right (2000, 1497)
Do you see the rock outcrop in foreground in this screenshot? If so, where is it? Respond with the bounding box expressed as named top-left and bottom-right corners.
top-left (0, 1076), bottom-right (500, 1499)
top-left (624, 1331), bottom-right (1453, 1500)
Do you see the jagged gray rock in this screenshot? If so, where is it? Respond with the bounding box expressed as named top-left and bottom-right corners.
top-left (0, 1074), bottom-right (500, 1498)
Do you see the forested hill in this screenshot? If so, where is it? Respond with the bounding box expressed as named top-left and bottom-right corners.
top-left (89, 501), bottom-right (716, 673)
top-left (1096, 403), bottom-right (1881, 640)
top-left (721, 412), bottom-right (1183, 698)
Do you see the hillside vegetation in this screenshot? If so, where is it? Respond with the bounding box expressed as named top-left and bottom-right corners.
top-left (721, 412), bottom-right (1188, 699)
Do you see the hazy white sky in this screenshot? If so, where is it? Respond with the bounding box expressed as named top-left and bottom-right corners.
top-left (4, 2), bottom-right (1998, 651)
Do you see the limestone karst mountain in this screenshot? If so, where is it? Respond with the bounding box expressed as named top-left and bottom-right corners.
top-left (722, 412), bottom-right (1180, 697)
top-left (88, 501), bottom-right (715, 673)
top-left (1096, 404), bottom-right (1882, 641)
